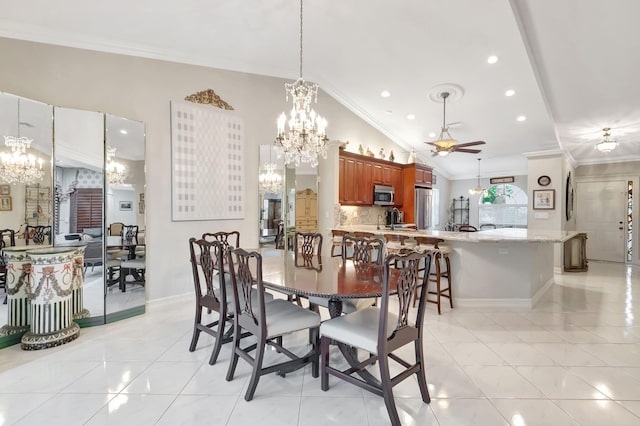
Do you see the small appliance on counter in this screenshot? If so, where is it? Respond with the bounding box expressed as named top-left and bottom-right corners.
top-left (385, 207), bottom-right (403, 226)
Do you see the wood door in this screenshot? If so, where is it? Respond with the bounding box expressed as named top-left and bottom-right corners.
top-left (576, 180), bottom-right (626, 262)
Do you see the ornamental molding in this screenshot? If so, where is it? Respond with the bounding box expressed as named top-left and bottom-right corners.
top-left (184, 89), bottom-right (234, 110)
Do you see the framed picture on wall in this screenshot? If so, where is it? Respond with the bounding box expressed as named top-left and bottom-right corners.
top-left (533, 189), bottom-right (555, 210)
top-left (0, 185), bottom-right (10, 195)
top-left (0, 196), bottom-right (12, 211)
top-left (119, 201), bottom-right (133, 211)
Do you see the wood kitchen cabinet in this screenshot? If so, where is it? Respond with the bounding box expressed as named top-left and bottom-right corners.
top-left (339, 150), bottom-right (401, 206)
top-left (406, 164), bottom-right (432, 186)
top-left (339, 153), bottom-right (372, 205)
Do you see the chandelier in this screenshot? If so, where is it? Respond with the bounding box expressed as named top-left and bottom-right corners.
top-left (259, 162), bottom-right (283, 193)
top-left (106, 146), bottom-right (127, 184)
top-left (275, 0), bottom-right (328, 168)
top-left (0, 135), bottom-right (45, 184)
top-left (596, 127), bottom-right (617, 153)
top-left (469, 158), bottom-right (486, 195)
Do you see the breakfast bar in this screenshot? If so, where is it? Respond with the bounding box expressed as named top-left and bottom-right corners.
top-left (332, 226), bottom-right (579, 308)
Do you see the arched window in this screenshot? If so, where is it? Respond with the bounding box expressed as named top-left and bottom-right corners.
top-left (478, 184), bottom-right (528, 228)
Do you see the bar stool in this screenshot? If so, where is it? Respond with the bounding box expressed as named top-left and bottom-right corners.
top-left (414, 236), bottom-right (453, 314)
top-left (331, 230), bottom-right (349, 257)
top-left (384, 233), bottom-right (410, 255)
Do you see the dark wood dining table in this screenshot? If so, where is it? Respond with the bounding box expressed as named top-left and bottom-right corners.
top-left (257, 248), bottom-right (398, 317)
top-left (255, 248), bottom-right (401, 386)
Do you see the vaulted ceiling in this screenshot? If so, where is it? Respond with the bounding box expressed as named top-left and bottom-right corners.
top-left (1, 0), bottom-right (638, 179)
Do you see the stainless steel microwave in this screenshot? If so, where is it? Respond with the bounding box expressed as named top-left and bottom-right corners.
top-left (373, 185), bottom-right (395, 205)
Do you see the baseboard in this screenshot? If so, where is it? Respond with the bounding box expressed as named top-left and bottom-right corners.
top-left (146, 292), bottom-right (191, 308)
top-left (531, 276), bottom-right (554, 306)
top-left (454, 298), bottom-right (533, 309)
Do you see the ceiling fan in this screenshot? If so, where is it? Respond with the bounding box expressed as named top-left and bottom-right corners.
top-left (426, 91), bottom-right (486, 157)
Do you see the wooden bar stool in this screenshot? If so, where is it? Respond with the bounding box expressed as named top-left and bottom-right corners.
top-left (331, 230), bottom-right (349, 257)
top-left (414, 236), bottom-right (453, 314)
top-left (384, 233), bottom-right (410, 255)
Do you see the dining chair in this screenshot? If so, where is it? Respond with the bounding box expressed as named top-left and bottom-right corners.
top-left (25, 225), bottom-right (51, 245)
top-left (320, 250), bottom-right (432, 426)
top-left (295, 231), bottom-right (322, 256)
top-left (202, 231), bottom-right (240, 250)
top-left (309, 235), bottom-right (384, 315)
top-left (457, 225), bottom-right (478, 232)
top-left (225, 248), bottom-right (321, 401)
top-left (188, 237), bottom-right (235, 365)
top-left (479, 223), bottom-right (497, 230)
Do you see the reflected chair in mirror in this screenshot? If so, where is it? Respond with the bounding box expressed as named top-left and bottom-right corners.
top-left (457, 225), bottom-right (478, 232)
top-left (109, 222), bottom-right (124, 236)
top-left (119, 256), bottom-right (145, 292)
top-left (413, 236), bottom-right (452, 313)
top-left (25, 225), bottom-right (51, 245)
top-left (202, 231), bottom-right (240, 251)
top-left (225, 248), bottom-right (321, 401)
top-left (320, 250), bottom-right (432, 426)
top-left (0, 228), bottom-right (16, 304)
top-left (82, 240), bottom-right (104, 273)
top-left (294, 232), bottom-right (323, 271)
top-left (274, 220), bottom-right (285, 250)
top-left (121, 224), bottom-right (139, 241)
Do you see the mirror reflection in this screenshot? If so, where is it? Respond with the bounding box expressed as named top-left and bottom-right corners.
top-left (258, 145), bottom-right (284, 249)
top-left (53, 106), bottom-right (105, 320)
top-left (105, 114), bottom-right (145, 317)
top-left (257, 143), bottom-right (318, 251)
top-left (0, 93), bottom-right (54, 337)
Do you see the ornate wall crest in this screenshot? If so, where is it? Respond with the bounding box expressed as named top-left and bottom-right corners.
top-left (184, 89), bottom-right (234, 110)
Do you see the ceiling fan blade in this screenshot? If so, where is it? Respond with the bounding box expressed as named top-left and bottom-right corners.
top-left (425, 142), bottom-right (439, 146)
top-left (455, 141), bottom-right (486, 148)
top-left (453, 148), bottom-right (482, 154)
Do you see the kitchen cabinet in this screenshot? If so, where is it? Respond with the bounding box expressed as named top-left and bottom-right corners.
top-left (405, 164), bottom-right (432, 186)
top-left (339, 153), bottom-right (372, 205)
top-left (339, 150), bottom-right (401, 206)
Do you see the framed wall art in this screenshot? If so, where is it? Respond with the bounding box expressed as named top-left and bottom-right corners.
top-left (0, 196), bottom-right (12, 211)
top-left (119, 201), bottom-right (133, 211)
top-left (533, 189), bottom-right (555, 210)
top-left (490, 176), bottom-right (515, 184)
top-left (0, 185), bottom-right (10, 195)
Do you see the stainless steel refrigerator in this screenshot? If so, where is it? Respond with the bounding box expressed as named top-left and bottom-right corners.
top-left (414, 187), bottom-right (433, 230)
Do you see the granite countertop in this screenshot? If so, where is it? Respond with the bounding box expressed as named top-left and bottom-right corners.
top-left (334, 225), bottom-right (580, 243)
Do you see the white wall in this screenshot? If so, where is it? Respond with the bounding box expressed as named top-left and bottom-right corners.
top-left (0, 37), bottom-right (399, 301)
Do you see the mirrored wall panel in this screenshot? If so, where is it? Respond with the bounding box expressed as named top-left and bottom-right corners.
top-left (258, 145), bottom-right (284, 248)
top-left (0, 93), bottom-right (54, 345)
top-left (54, 106), bottom-right (105, 321)
top-left (105, 114), bottom-right (145, 318)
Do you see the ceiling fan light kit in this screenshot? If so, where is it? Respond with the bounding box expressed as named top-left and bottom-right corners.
top-left (426, 88), bottom-right (486, 157)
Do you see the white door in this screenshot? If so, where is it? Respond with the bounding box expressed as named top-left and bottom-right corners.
top-left (576, 181), bottom-right (627, 262)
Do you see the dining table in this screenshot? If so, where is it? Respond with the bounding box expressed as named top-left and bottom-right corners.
top-left (252, 248), bottom-right (403, 386)
top-left (106, 236), bottom-right (144, 260)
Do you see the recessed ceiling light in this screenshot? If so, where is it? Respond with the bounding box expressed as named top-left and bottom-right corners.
top-left (385, 110), bottom-right (393, 115)
top-left (487, 55), bottom-right (499, 64)
top-left (120, 129), bottom-right (128, 135)
top-left (517, 115), bottom-right (526, 122)
top-left (381, 90), bottom-right (391, 98)
top-left (407, 114), bottom-right (415, 120)
top-left (428, 132), bottom-right (436, 138)
top-left (505, 89), bottom-right (515, 97)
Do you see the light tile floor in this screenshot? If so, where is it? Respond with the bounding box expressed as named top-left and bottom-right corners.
top-left (1, 261), bottom-right (640, 425)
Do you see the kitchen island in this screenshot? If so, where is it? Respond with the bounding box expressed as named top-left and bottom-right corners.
top-left (332, 226), bottom-right (580, 308)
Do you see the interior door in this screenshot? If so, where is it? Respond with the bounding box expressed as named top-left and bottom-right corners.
top-left (576, 180), bottom-right (626, 262)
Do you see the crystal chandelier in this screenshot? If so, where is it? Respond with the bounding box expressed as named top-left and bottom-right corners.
top-left (106, 146), bottom-right (127, 184)
top-left (596, 127), bottom-right (617, 153)
top-left (259, 162), bottom-right (283, 193)
top-left (275, 0), bottom-right (328, 168)
top-left (0, 135), bottom-right (44, 184)
top-left (469, 158), bottom-right (486, 195)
